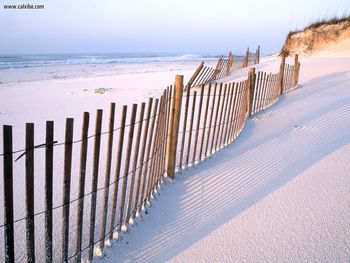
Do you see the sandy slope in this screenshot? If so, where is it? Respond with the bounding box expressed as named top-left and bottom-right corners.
top-left (98, 56), bottom-right (350, 262)
top-left (281, 19), bottom-right (350, 57)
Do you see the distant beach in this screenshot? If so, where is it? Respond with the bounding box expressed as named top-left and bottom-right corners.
top-left (0, 53), bottom-right (246, 84)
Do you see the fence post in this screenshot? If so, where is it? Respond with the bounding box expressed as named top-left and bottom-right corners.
top-left (256, 45), bottom-right (260, 64)
top-left (247, 68), bottom-right (256, 117)
top-left (293, 54), bottom-right (299, 87)
top-left (3, 125), bottom-right (15, 263)
top-left (226, 52), bottom-right (233, 75)
top-left (244, 47), bottom-right (250, 67)
top-left (278, 54), bottom-right (286, 94)
top-left (166, 75), bottom-right (183, 179)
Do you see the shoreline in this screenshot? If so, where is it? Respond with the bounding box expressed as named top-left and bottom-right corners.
top-left (0, 60), bottom-right (218, 85)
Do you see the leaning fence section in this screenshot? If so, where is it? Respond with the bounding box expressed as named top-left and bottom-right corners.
top-left (187, 46), bottom-right (260, 90)
top-left (1, 53), bottom-right (300, 263)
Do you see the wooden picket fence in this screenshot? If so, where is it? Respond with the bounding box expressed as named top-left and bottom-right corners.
top-left (187, 46), bottom-right (260, 90)
top-left (0, 52), bottom-right (300, 263)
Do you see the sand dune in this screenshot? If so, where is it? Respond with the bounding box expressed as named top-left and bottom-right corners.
top-left (282, 18), bottom-right (350, 57)
top-left (100, 55), bottom-right (350, 262)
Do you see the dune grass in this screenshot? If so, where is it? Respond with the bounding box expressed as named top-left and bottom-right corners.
top-left (281, 13), bottom-right (350, 55)
top-left (286, 14), bottom-right (350, 39)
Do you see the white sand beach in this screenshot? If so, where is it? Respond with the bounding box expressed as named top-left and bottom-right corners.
top-left (97, 54), bottom-right (350, 262)
top-left (1, 51), bottom-right (350, 262)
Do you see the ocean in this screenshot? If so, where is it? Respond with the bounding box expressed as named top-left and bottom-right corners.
top-left (0, 53), bottom-right (223, 70)
top-left (0, 52), bottom-right (243, 84)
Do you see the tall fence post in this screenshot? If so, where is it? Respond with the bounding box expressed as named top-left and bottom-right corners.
top-left (166, 75), bottom-right (183, 179)
top-left (226, 52), bottom-right (233, 75)
top-left (293, 54), bottom-right (299, 87)
top-left (3, 125), bottom-right (15, 263)
top-left (247, 68), bottom-right (256, 117)
top-left (255, 45), bottom-right (260, 64)
top-left (278, 54), bottom-right (286, 94)
top-left (243, 47), bottom-right (250, 67)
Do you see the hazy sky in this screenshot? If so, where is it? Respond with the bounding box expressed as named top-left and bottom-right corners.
top-left (0, 0), bottom-right (349, 55)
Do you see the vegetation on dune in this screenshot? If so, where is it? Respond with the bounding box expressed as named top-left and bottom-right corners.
top-left (281, 14), bottom-right (350, 56)
top-left (287, 14), bottom-right (350, 38)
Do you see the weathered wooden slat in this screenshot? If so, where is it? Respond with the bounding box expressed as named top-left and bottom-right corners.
top-left (62, 118), bottom-right (73, 262)
top-left (25, 123), bottom-right (35, 263)
top-left (252, 71), bottom-right (261, 113)
top-left (257, 71), bottom-right (265, 112)
top-left (199, 84), bottom-right (211, 160)
top-left (204, 83), bottom-right (217, 157)
top-left (132, 98), bottom-right (153, 217)
top-left (215, 84), bottom-right (227, 150)
top-left (210, 83), bottom-right (223, 154)
top-left (108, 106), bottom-right (127, 240)
top-left (3, 125), bottom-right (15, 263)
top-left (219, 84), bottom-right (231, 147)
top-left (158, 88), bottom-right (170, 184)
top-left (152, 92), bottom-right (167, 192)
top-left (185, 91), bottom-right (197, 166)
top-left (88, 109), bottom-right (103, 261)
top-left (99, 103), bottom-right (115, 252)
top-left (139, 99), bottom-right (158, 209)
top-left (125, 102), bottom-right (145, 224)
top-left (117, 104), bottom-right (137, 232)
top-left (178, 82), bottom-right (190, 169)
top-left (147, 95), bottom-right (163, 199)
top-left (145, 97), bottom-right (162, 201)
top-left (153, 90), bottom-right (167, 189)
top-left (192, 85), bottom-right (204, 164)
top-left (223, 83), bottom-right (234, 145)
top-left (230, 82), bottom-right (241, 140)
top-left (75, 112), bottom-right (89, 263)
top-left (45, 121), bottom-right (54, 263)
top-left (227, 83), bottom-right (238, 142)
